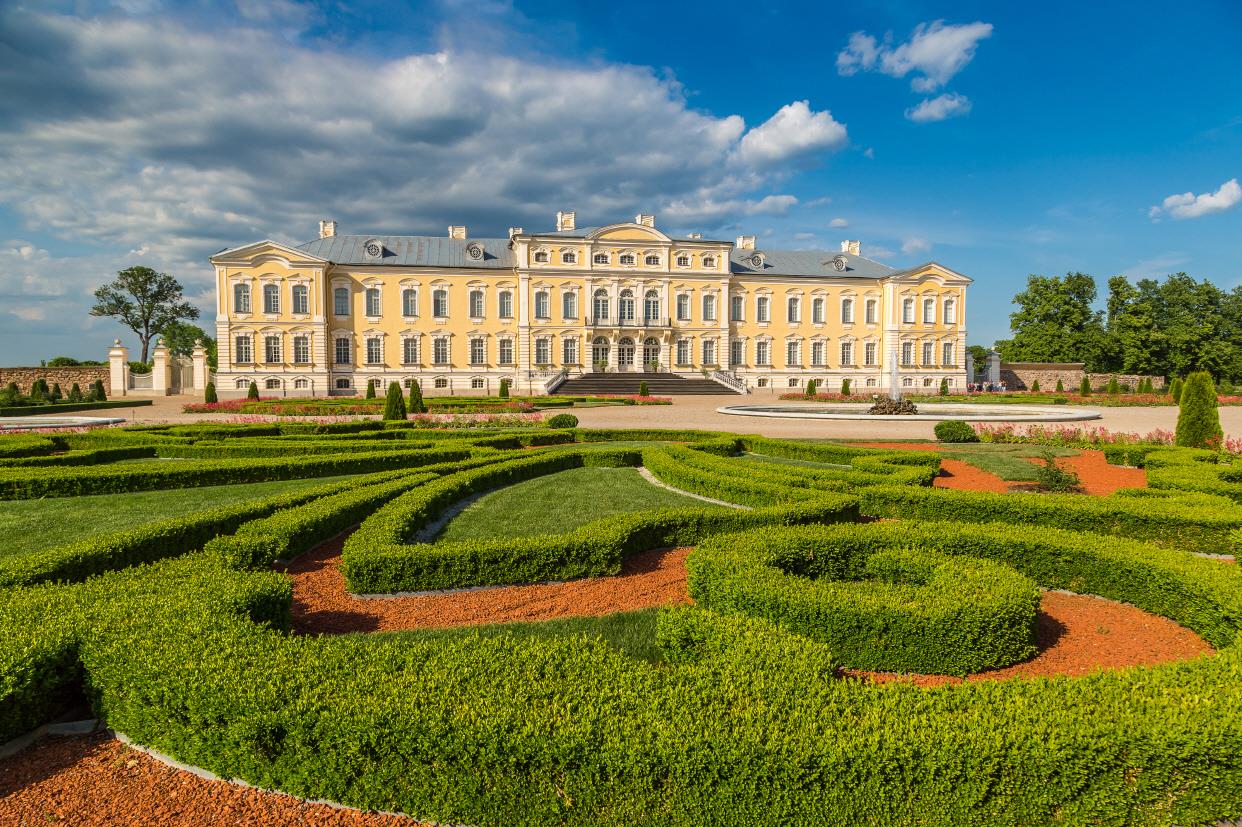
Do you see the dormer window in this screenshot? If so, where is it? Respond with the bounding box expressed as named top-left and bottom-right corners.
top-left (593, 253), bottom-right (608, 265)
top-left (533, 251), bottom-right (549, 263)
top-left (702, 256), bottom-right (716, 269)
top-left (676, 254), bottom-right (690, 267)
top-left (619, 253), bottom-right (635, 266)
top-left (562, 251), bottom-right (577, 265)
top-left (363, 239), bottom-right (384, 259)
top-left (644, 254), bottom-right (660, 266)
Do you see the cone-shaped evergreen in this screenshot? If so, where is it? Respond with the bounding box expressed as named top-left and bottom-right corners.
top-left (382, 381), bottom-right (407, 421)
top-left (841, 378), bottom-right (851, 396)
top-left (1175, 371), bottom-right (1222, 449)
top-left (408, 379), bottom-right (426, 414)
top-left (50, 383), bottom-right (62, 401)
top-left (1079, 376), bottom-right (1091, 396)
top-left (805, 379), bottom-right (816, 397)
top-left (92, 379), bottom-right (107, 401)
top-left (365, 380), bottom-right (376, 399)
top-left (1030, 379), bottom-right (1040, 392)
top-left (640, 380), bottom-right (649, 397)
top-left (939, 377), bottom-right (949, 395)
top-left (1106, 375), bottom-right (1120, 394)
top-left (1170, 377), bottom-right (1183, 403)
top-left (204, 382), bottom-right (217, 403)
top-left (247, 381), bottom-right (259, 400)
top-left (498, 379), bottom-right (509, 399)
top-left (68, 383), bottom-right (83, 402)
top-left (1055, 378), bottom-right (1064, 392)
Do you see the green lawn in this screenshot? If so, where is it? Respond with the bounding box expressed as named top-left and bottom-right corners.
top-left (939, 443), bottom-right (1078, 481)
top-left (0, 475), bottom-right (357, 559)
top-left (436, 466), bottom-right (715, 543)
top-left (371, 608), bottom-right (664, 663)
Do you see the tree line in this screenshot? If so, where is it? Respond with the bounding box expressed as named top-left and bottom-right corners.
top-left (993, 272), bottom-right (1242, 381)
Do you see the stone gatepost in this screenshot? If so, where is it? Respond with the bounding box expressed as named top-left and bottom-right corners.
top-left (986, 350), bottom-right (1001, 387)
top-left (108, 339), bottom-right (129, 397)
top-left (191, 340), bottom-right (209, 392)
top-left (964, 350), bottom-right (974, 385)
top-left (151, 340), bottom-right (172, 396)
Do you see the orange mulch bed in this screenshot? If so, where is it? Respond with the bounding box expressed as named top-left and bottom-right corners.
top-left (0, 731), bottom-right (422, 826)
top-left (285, 535), bottom-right (690, 635)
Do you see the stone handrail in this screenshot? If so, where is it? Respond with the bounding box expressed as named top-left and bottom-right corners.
top-left (710, 370), bottom-right (747, 394)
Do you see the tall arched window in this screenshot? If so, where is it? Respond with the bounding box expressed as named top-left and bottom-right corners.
top-left (676, 294), bottom-right (690, 321)
top-left (702, 294), bottom-right (717, 321)
top-left (593, 289), bottom-right (609, 320)
top-left (619, 289), bottom-right (635, 321)
top-left (865, 298), bottom-right (878, 324)
top-left (841, 298), bottom-right (854, 324)
top-left (291, 285), bottom-right (308, 315)
top-left (365, 287), bottom-right (381, 317)
top-left (262, 284), bottom-right (280, 314)
top-left (923, 298), bottom-right (935, 323)
top-left (923, 341), bottom-right (935, 365)
top-left (433, 288), bottom-right (448, 317)
top-left (755, 340), bottom-right (770, 366)
top-left (730, 295), bottom-right (744, 321)
top-left (233, 283), bottom-right (251, 314)
top-left (943, 298), bottom-right (956, 324)
top-left (644, 290), bottom-right (660, 322)
top-left (561, 290), bottom-right (577, 318)
top-left (498, 290), bottom-right (513, 318)
top-left (591, 336), bottom-right (610, 368)
top-left (787, 297), bottom-right (800, 322)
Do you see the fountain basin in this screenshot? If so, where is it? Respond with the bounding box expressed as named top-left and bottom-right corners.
top-left (0, 416), bottom-right (125, 431)
top-left (715, 403), bottom-right (1101, 422)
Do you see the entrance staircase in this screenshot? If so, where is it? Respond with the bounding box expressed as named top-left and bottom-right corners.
top-left (553, 372), bottom-right (734, 396)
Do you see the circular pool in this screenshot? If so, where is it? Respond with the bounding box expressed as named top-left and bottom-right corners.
top-left (716, 402), bottom-right (1101, 422)
top-left (0, 416), bottom-right (125, 431)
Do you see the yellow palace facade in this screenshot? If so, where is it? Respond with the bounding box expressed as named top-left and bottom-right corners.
top-left (209, 212), bottom-right (970, 397)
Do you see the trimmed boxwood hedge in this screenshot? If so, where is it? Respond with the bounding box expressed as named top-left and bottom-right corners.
top-left (0, 399), bottom-right (152, 416)
top-left (0, 434), bottom-right (60, 459)
top-left (689, 528), bottom-right (1039, 675)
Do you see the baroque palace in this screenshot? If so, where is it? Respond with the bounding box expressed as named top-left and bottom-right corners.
top-left (209, 212), bottom-right (970, 397)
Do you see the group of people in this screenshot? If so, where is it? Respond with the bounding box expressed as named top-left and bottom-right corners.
top-left (967, 381), bottom-right (1008, 393)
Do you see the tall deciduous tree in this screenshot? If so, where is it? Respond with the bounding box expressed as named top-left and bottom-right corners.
top-left (996, 273), bottom-right (1107, 369)
top-left (90, 267), bottom-right (199, 363)
top-left (159, 321), bottom-right (217, 369)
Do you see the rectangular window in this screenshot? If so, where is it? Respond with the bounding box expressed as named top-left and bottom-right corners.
top-left (756, 340), bottom-right (770, 366)
top-left (676, 339), bottom-right (691, 365)
top-left (923, 342), bottom-right (935, 365)
top-left (942, 342), bottom-right (954, 365)
top-left (365, 288), bottom-right (381, 317)
top-left (534, 291), bottom-right (549, 319)
top-left (901, 342), bottom-right (914, 365)
top-left (730, 295), bottom-right (744, 321)
top-left (812, 298), bottom-right (824, 324)
top-left (264, 335), bottom-right (281, 363)
top-left (677, 294), bottom-right (690, 321)
top-left (787, 298), bottom-right (800, 323)
top-left (470, 291), bottom-right (485, 318)
top-left (865, 342), bottom-right (878, 366)
top-left (703, 295), bottom-right (717, 321)
top-left (499, 291), bottom-right (514, 318)
top-left (865, 299), bottom-right (877, 324)
top-left (757, 296), bottom-right (770, 323)
top-left (786, 341), bottom-right (800, 366)
top-left (499, 338), bottom-right (514, 364)
top-left (534, 338), bottom-right (551, 365)
top-left (730, 340), bottom-right (743, 366)
top-left (293, 335), bottom-right (309, 364)
top-left (470, 338), bottom-right (486, 365)
top-left (943, 300), bottom-right (956, 324)
top-left (841, 299), bottom-right (854, 324)
top-left (903, 300), bottom-right (915, 324)
top-left (433, 338), bottom-right (450, 365)
top-left (923, 299), bottom-right (935, 324)
top-left (811, 341), bottom-right (825, 366)
top-left (334, 338), bottom-right (350, 365)
top-left (562, 337), bottom-right (578, 364)
top-left (403, 289), bottom-right (418, 317)
top-left (292, 285), bottom-right (308, 315)
top-left (263, 284), bottom-right (279, 315)
top-left (366, 337), bottom-right (382, 364)
top-left (403, 338), bottom-right (418, 364)
top-left (234, 335), bottom-right (252, 363)
top-left (433, 289), bottom-right (448, 318)
top-left (333, 287), bottom-right (349, 316)
top-left (840, 341), bottom-right (854, 365)
top-left (561, 291), bottom-right (576, 319)
top-left (702, 339), bottom-right (716, 365)
top-left (233, 284), bottom-right (251, 314)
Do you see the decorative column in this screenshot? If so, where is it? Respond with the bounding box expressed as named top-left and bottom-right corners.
top-left (151, 339), bottom-right (172, 396)
top-left (108, 339), bottom-right (129, 397)
top-left (191, 339), bottom-right (209, 392)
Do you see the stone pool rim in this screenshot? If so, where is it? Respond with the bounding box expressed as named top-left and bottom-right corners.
top-left (0, 415), bottom-right (126, 431)
top-left (715, 402), bottom-right (1102, 423)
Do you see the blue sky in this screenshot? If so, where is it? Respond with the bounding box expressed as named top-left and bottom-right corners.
top-left (1, 0), bottom-right (1240, 364)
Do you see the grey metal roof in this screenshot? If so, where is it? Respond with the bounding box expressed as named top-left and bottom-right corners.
top-left (729, 248), bottom-right (896, 279)
top-left (297, 235), bottom-right (515, 268)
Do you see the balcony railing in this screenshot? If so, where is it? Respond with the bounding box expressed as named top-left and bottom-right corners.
top-left (586, 316), bottom-right (672, 328)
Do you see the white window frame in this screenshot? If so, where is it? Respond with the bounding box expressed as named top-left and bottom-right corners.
top-left (433, 288), bottom-right (449, 318)
top-left (903, 298), bottom-right (915, 324)
top-left (470, 337), bottom-right (486, 366)
top-left (498, 338), bottom-right (515, 365)
top-left (702, 294), bottom-right (717, 322)
top-left (293, 335), bottom-right (310, 364)
top-left (263, 283), bottom-right (280, 315)
top-left (264, 334), bottom-right (281, 364)
top-left (233, 283), bottom-right (251, 314)
top-left (234, 334), bottom-right (252, 364)
top-left (333, 287), bottom-right (350, 317)
top-left (291, 284), bottom-right (309, 315)
top-left (756, 296), bottom-right (770, 323)
top-left (840, 341), bottom-right (854, 365)
top-left (334, 337), bottom-right (351, 365)
top-left (811, 340), bottom-right (825, 367)
top-left (676, 294), bottom-right (690, 321)
top-left (812, 297), bottom-right (825, 324)
top-left (499, 290), bottom-right (514, 319)
top-left (365, 337), bottom-right (383, 365)
top-left (786, 340), bottom-right (800, 367)
top-left (730, 295), bottom-right (744, 321)
top-left (469, 289), bottom-right (485, 319)
top-left (787, 297), bottom-right (800, 323)
top-left (365, 287), bottom-right (382, 318)
top-left (562, 337), bottom-right (578, 365)
top-left (865, 299), bottom-right (877, 324)
top-left (841, 298), bottom-right (854, 324)
top-left (562, 290), bottom-right (578, 319)
top-left (923, 298), bottom-right (935, 324)
top-left (432, 338), bottom-right (450, 365)
top-left (534, 290), bottom-right (549, 319)
top-left (402, 338), bottom-right (418, 365)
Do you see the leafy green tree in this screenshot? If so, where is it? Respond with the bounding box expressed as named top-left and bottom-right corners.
top-left (90, 266), bottom-right (200, 363)
top-left (1170, 377), bottom-right (1183, 403)
top-left (382, 381), bottom-right (407, 421)
top-left (1174, 371), bottom-right (1222, 449)
top-left (408, 379), bottom-right (426, 414)
top-left (160, 321), bottom-right (218, 369)
top-left (47, 356), bottom-right (81, 367)
top-left (247, 381), bottom-right (259, 401)
top-left (999, 273), bottom-right (1108, 369)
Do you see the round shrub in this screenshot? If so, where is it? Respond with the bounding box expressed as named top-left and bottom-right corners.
top-left (1175, 371), bottom-right (1222, 449)
top-left (934, 420), bottom-right (978, 443)
top-left (546, 413), bottom-right (579, 429)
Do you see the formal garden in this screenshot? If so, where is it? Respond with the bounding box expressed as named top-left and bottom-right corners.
top-left (1, 397), bottom-right (1240, 825)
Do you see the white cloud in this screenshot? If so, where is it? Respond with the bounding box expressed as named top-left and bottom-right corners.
top-left (865, 245), bottom-right (897, 260)
top-left (1148, 178), bottom-right (1241, 221)
top-left (1122, 253), bottom-right (1191, 280)
top-left (829, 217), bottom-right (849, 228)
top-left (901, 237), bottom-right (931, 255)
top-left (11, 305), bottom-right (48, 321)
top-left (838, 20), bottom-right (993, 92)
top-left (905, 93), bottom-right (972, 123)
top-left (863, 147), bottom-right (875, 159)
top-left (793, 232), bottom-right (817, 241)
top-left (735, 101), bottom-right (848, 168)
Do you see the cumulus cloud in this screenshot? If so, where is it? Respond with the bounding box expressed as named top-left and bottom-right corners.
top-left (829, 217), bottom-right (849, 228)
top-left (0, 6), bottom-right (851, 361)
top-left (837, 20), bottom-right (993, 92)
top-left (1148, 178), bottom-right (1241, 221)
top-left (901, 237), bottom-right (932, 255)
top-left (734, 101), bottom-right (848, 168)
top-left (905, 92), bottom-right (973, 123)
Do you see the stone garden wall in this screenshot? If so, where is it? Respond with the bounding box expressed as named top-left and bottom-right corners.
top-left (0, 367), bottom-right (110, 394)
top-left (999, 362), bottom-right (1163, 391)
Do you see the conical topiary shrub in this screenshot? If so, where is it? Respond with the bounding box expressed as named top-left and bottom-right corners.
top-left (50, 383), bottom-right (62, 402)
top-left (1106, 375), bottom-right (1120, 394)
top-left (805, 379), bottom-right (816, 397)
top-left (365, 380), bottom-right (376, 399)
top-left (68, 383), bottom-right (83, 402)
top-left (640, 380), bottom-right (650, 397)
top-left (1170, 377), bottom-right (1183, 403)
top-left (247, 380), bottom-right (259, 400)
top-left (1174, 371), bottom-right (1222, 449)
top-left (1055, 378), bottom-right (1064, 392)
top-left (841, 378), bottom-right (851, 396)
top-left (92, 379), bottom-right (107, 401)
top-left (408, 379), bottom-right (426, 414)
top-left (499, 378), bottom-right (510, 399)
top-left (1079, 376), bottom-right (1091, 396)
top-left (383, 381), bottom-right (407, 421)
top-left (204, 382), bottom-right (218, 404)
top-left (939, 377), bottom-right (949, 396)
top-left (1030, 379), bottom-right (1040, 392)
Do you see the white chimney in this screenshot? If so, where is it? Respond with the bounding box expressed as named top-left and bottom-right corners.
top-left (508, 227), bottom-right (524, 238)
top-left (319, 220), bottom-right (337, 239)
top-left (556, 211), bottom-right (576, 232)
top-left (840, 240), bottom-right (861, 255)
top-left (448, 225), bottom-right (467, 240)
top-left (736, 235), bottom-right (756, 250)
top-left (686, 232), bottom-right (702, 240)
top-left (635, 213), bottom-right (655, 227)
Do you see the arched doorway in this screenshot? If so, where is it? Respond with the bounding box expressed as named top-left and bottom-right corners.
top-left (642, 337), bottom-right (660, 371)
top-left (617, 337), bottom-right (636, 370)
top-left (591, 337), bottom-right (610, 371)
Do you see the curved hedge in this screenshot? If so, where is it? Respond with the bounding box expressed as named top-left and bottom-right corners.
top-left (689, 528), bottom-right (1039, 674)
